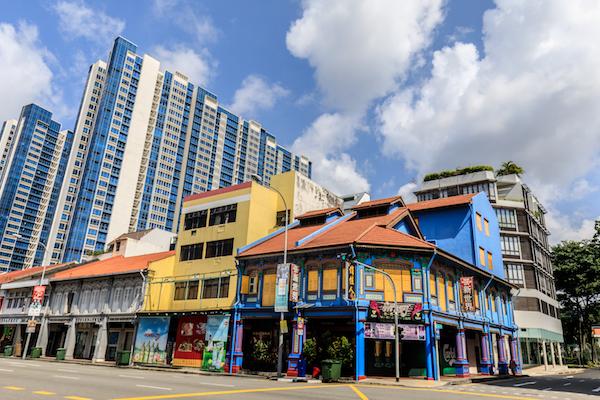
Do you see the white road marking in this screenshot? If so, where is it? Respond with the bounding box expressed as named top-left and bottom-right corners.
top-left (57, 368), bottom-right (78, 373)
top-left (592, 386), bottom-right (600, 392)
top-left (7, 361), bottom-right (40, 367)
top-left (119, 374), bottom-right (145, 379)
top-left (565, 375), bottom-right (574, 379)
top-left (0, 368), bottom-right (14, 372)
top-left (53, 375), bottom-right (80, 380)
top-left (563, 382), bottom-right (572, 386)
top-left (196, 382), bottom-right (235, 387)
top-left (514, 381), bottom-right (537, 387)
top-left (136, 384), bottom-right (172, 391)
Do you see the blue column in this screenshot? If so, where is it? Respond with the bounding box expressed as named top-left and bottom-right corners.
top-left (425, 321), bottom-right (435, 380)
top-left (355, 308), bottom-right (366, 380)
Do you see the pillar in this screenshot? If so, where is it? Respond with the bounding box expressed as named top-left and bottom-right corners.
top-left (510, 336), bottom-right (523, 375)
top-left (227, 315), bottom-right (244, 373)
top-left (425, 322), bottom-right (435, 380)
top-left (355, 309), bottom-right (366, 380)
top-left (92, 317), bottom-right (108, 363)
top-left (64, 320), bottom-right (77, 360)
top-left (12, 325), bottom-right (22, 357)
top-left (35, 317), bottom-right (49, 357)
top-left (497, 335), bottom-right (509, 375)
top-left (558, 343), bottom-right (564, 366)
top-left (455, 328), bottom-right (470, 377)
top-left (541, 340), bottom-right (548, 370)
top-left (286, 315), bottom-right (306, 377)
top-left (479, 332), bottom-right (493, 375)
top-left (550, 341), bottom-right (556, 368)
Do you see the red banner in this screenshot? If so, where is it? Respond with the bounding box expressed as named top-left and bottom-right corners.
top-left (173, 316), bottom-right (207, 367)
top-left (32, 285), bottom-right (46, 302)
top-left (460, 277), bottom-right (475, 312)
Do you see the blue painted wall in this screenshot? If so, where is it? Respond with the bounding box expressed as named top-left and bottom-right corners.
top-left (470, 193), bottom-right (505, 279)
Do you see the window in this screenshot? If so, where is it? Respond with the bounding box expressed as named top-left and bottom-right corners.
top-left (514, 296), bottom-right (540, 312)
top-left (322, 267), bottom-right (338, 292)
top-left (275, 210), bottom-right (291, 227)
top-left (205, 239), bottom-right (234, 258)
top-left (496, 208), bottom-right (517, 229)
top-left (505, 264), bottom-right (524, 285)
top-left (184, 210), bottom-right (207, 230)
top-left (501, 235), bottom-right (520, 256)
top-left (429, 272), bottom-right (437, 305)
top-left (308, 268), bottom-right (319, 293)
top-left (115, 241), bottom-right (121, 251)
top-left (180, 243), bottom-right (203, 261)
top-left (487, 251), bottom-right (493, 270)
top-left (209, 204), bottom-right (237, 225)
top-left (66, 292), bottom-right (75, 313)
top-left (174, 283), bottom-right (187, 300)
top-left (476, 213), bottom-right (483, 231)
top-left (484, 219), bottom-right (490, 236)
top-left (248, 274), bottom-right (258, 294)
top-left (479, 247), bottom-right (486, 266)
top-left (201, 277), bottom-right (230, 299)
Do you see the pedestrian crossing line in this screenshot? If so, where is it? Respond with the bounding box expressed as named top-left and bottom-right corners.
top-left (33, 390), bottom-right (56, 395)
top-left (3, 386), bottom-right (25, 391)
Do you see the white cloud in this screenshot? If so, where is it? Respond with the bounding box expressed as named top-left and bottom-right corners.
top-left (228, 75), bottom-right (289, 118)
top-left (152, 45), bottom-right (215, 85)
top-left (53, 0), bottom-right (125, 44)
top-left (546, 212), bottom-right (598, 244)
top-left (398, 182), bottom-right (418, 204)
top-left (287, 0), bottom-right (444, 194)
top-left (151, 0), bottom-right (218, 45)
top-left (0, 22), bottom-right (55, 122)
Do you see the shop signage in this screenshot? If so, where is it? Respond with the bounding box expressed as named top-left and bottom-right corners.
top-left (297, 317), bottom-right (304, 335)
top-left (133, 317), bottom-right (170, 365)
top-left (173, 316), bottom-right (207, 368)
top-left (275, 263), bottom-right (290, 312)
top-left (75, 316), bottom-right (102, 324)
top-left (0, 317), bottom-right (27, 324)
top-left (364, 322), bottom-right (426, 341)
top-left (347, 261), bottom-right (356, 300)
top-left (26, 319), bottom-right (37, 334)
top-left (290, 263), bottom-right (300, 303)
top-left (368, 301), bottom-right (423, 322)
top-left (592, 326), bottom-right (600, 338)
top-left (202, 315), bottom-right (230, 372)
top-left (27, 285), bottom-right (46, 317)
top-left (460, 277), bottom-right (475, 312)
top-left (108, 316), bottom-right (135, 323)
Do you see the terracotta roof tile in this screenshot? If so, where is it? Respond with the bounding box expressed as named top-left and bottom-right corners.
top-left (238, 224), bottom-right (323, 257)
top-left (50, 251), bottom-right (174, 281)
top-left (352, 195), bottom-right (404, 210)
top-left (407, 193), bottom-right (477, 212)
top-left (296, 207), bottom-right (343, 220)
top-left (184, 181), bottom-right (252, 203)
top-left (0, 263), bottom-right (73, 284)
top-left (357, 226), bottom-right (435, 249)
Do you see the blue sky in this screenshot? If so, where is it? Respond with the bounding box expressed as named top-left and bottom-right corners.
top-left (1, 0), bottom-right (599, 243)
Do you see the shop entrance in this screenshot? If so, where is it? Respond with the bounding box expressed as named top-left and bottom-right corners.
top-left (305, 317), bottom-right (355, 377)
top-left (242, 318), bottom-right (285, 372)
top-left (74, 323), bottom-right (98, 360)
top-left (105, 322), bottom-right (135, 361)
top-left (46, 323), bottom-right (68, 357)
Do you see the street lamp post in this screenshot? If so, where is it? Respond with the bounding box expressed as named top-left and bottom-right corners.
top-left (251, 175), bottom-right (288, 378)
top-left (12, 234), bottom-right (48, 359)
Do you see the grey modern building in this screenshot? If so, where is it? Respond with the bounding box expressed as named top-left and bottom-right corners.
top-left (414, 170), bottom-right (563, 368)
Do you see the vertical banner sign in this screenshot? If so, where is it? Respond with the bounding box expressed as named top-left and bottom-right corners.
top-left (290, 263), bottom-right (300, 303)
top-left (28, 285), bottom-right (46, 317)
top-left (202, 315), bottom-right (230, 372)
top-left (460, 277), bottom-right (475, 312)
top-left (275, 263), bottom-right (290, 312)
top-left (347, 261), bottom-right (356, 300)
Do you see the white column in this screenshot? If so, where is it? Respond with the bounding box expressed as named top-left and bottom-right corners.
top-left (541, 340), bottom-right (548, 370)
top-left (35, 317), bottom-right (49, 357)
top-left (558, 343), bottom-right (564, 366)
top-left (92, 317), bottom-right (108, 363)
top-left (550, 341), bottom-right (556, 368)
top-left (12, 325), bottom-right (22, 357)
top-left (64, 320), bottom-right (77, 359)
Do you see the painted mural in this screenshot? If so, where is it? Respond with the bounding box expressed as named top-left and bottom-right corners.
top-left (132, 317), bottom-right (170, 365)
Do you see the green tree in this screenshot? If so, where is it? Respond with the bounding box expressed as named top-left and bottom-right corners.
top-left (552, 221), bottom-right (600, 363)
top-left (496, 161), bottom-right (525, 176)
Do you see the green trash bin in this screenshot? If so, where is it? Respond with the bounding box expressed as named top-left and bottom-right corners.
top-left (116, 350), bottom-right (131, 366)
top-left (321, 359), bottom-right (342, 382)
top-left (31, 347), bottom-right (42, 358)
top-left (3, 345), bottom-right (13, 357)
top-left (56, 348), bottom-right (66, 361)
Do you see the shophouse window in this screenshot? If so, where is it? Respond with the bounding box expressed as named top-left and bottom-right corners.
top-left (184, 210), bottom-right (207, 230)
top-left (322, 265), bottom-right (338, 292)
top-left (505, 264), bottom-right (524, 285)
top-left (67, 292), bottom-right (75, 313)
top-left (487, 251), bottom-right (493, 270)
top-left (473, 285), bottom-right (481, 311)
top-left (275, 210), bottom-right (291, 227)
top-left (500, 235), bottom-right (520, 256)
top-left (209, 204), bottom-right (237, 225)
top-left (446, 275), bottom-right (456, 310)
top-left (201, 277), bottom-right (230, 299)
top-left (496, 208), bottom-right (517, 229)
top-left (187, 281), bottom-right (199, 299)
top-left (476, 213), bottom-right (483, 231)
top-left (174, 282), bottom-right (187, 300)
top-left (429, 272), bottom-right (438, 306)
top-left (479, 247), bottom-right (486, 266)
top-left (484, 219), bottom-right (490, 236)
top-left (205, 239), bottom-right (234, 258)
top-left (307, 266), bottom-right (319, 293)
top-left (180, 243), bottom-right (203, 261)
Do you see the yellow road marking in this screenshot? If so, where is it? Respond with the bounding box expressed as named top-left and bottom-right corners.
top-left (369, 385), bottom-right (538, 400)
top-left (112, 384), bottom-right (348, 400)
top-left (350, 385), bottom-right (369, 400)
top-left (3, 386), bottom-right (25, 391)
top-left (33, 391), bottom-right (56, 395)
top-left (65, 397), bottom-right (93, 400)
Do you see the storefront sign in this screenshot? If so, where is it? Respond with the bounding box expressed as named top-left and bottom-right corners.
top-left (26, 319), bottom-right (37, 333)
top-left (173, 316), bottom-right (207, 368)
top-left (202, 315), bottom-right (229, 372)
top-left (368, 301), bottom-right (423, 322)
top-left (297, 317), bottom-right (304, 335)
top-left (460, 277), bottom-right (475, 312)
top-left (0, 317), bottom-right (27, 324)
top-left (75, 316), bottom-right (102, 324)
top-left (132, 317), bottom-right (170, 365)
top-left (275, 263), bottom-right (290, 312)
top-left (290, 263), bottom-right (300, 303)
top-left (27, 285), bottom-right (46, 317)
top-left (347, 261), bottom-right (356, 300)
top-left (364, 322), bottom-right (426, 341)
top-left (592, 326), bottom-right (600, 338)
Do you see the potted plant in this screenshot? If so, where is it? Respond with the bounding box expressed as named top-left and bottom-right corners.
top-left (303, 337), bottom-right (319, 377)
top-left (322, 336), bottom-right (353, 382)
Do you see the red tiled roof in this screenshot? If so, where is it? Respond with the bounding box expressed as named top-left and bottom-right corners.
top-left (184, 181), bottom-right (252, 203)
top-left (50, 251), bottom-right (174, 281)
top-left (407, 193), bottom-right (477, 212)
top-left (352, 195), bottom-right (404, 210)
top-left (296, 207), bottom-right (343, 220)
top-left (0, 263), bottom-right (73, 284)
top-left (239, 207), bottom-right (432, 257)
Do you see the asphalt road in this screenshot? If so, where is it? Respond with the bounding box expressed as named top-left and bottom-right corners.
top-left (0, 358), bottom-right (598, 400)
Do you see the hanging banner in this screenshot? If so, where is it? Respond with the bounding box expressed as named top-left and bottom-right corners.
top-left (367, 301), bottom-right (423, 322)
top-left (275, 263), bottom-right (290, 312)
top-left (290, 264), bottom-right (300, 303)
top-left (132, 317), bottom-right (170, 365)
top-left (28, 285), bottom-right (46, 317)
top-left (201, 315), bottom-right (229, 372)
top-left (364, 322), bottom-right (426, 341)
top-left (347, 261), bottom-right (356, 300)
top-left (173, 316), bottom-right (207, 367)
top-left (460, 277), bottom-right (475, 312)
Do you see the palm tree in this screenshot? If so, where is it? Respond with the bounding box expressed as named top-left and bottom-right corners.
top-left (496, 161), bottom-right (524, 176)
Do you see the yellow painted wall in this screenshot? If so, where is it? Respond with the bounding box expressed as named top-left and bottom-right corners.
top-left (142, 255), bottom-right (176, 312)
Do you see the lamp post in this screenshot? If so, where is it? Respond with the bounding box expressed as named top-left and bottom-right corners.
top-left (12, 234), bottom-right (48, 359)
top-left (251, 174), bottom-right (288, 378)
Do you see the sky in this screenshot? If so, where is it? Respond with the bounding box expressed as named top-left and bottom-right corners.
top-left (1, 0), bottom-right (599, 244)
